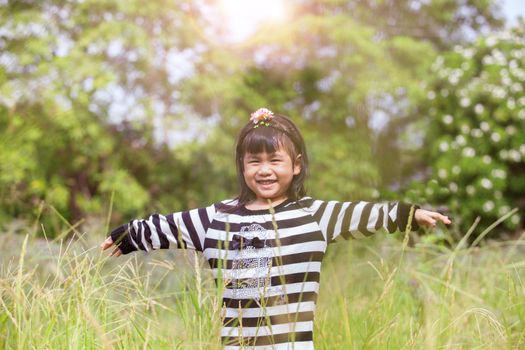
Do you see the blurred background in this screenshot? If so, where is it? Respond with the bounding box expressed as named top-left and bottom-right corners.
top-left (1, 0), bottom-right (524, 239)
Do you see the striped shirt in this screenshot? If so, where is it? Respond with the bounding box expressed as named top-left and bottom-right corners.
top-left (110, 197), bottom-right (420, 349)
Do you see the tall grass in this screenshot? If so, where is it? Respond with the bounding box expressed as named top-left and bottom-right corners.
top-left (1, 211), bottom-right (524, 349)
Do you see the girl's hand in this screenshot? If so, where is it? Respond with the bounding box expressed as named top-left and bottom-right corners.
top-left (100, 237), bottom-right (123, 257)
top-left (414, 208), bottom-right (452, 228)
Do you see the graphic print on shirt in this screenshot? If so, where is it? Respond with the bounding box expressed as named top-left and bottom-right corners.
top-left (231, 223), bottom-right (275, 300)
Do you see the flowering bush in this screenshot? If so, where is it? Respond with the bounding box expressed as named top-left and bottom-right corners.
top-left (406, 25), bottom-right (525, 235)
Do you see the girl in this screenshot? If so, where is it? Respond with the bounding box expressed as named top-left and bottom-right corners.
top-left (101, 108), bottom-right (451, 349)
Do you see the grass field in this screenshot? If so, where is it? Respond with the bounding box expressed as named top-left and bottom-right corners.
top-left (1, 211), bottom-right (524, 349)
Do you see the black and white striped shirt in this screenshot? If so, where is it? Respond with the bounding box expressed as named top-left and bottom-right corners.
top-left (110, 197), bottom-right (420, 349)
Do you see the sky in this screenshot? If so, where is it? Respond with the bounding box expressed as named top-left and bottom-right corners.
top-left (502, 0), bottom-right (525, 26)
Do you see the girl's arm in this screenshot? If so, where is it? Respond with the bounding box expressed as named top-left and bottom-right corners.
top-left (101, 203), bottom-right (218, 256)
top-left (307, 200), bottom-right (450, 242)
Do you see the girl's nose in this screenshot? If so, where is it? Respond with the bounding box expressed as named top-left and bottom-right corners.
top-left (257, 163), bottom-right (271, 175)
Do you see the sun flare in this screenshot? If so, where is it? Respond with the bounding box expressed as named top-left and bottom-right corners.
top-left (218, 0), bottom-right (288, 42)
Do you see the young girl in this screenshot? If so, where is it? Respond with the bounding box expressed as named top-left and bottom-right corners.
top-left (101, 108), bottom-right (451, 349)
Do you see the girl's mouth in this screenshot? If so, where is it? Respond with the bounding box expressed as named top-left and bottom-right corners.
top-left (256, 179), bottom-right (277, 185)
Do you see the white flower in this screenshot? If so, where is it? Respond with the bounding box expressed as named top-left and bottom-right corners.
top-left (427, 91), bottom-right (436, 100)
top-left (505, 125), bottom-right (516, 135)
top-left (452, 165), bottom-right (461, 175)
top-left (502, 76), bottom-right (512, 86)
top-left (518, 97), bottom-right (525, 106)
top-left (480, 121), bottom-right (490, 132)
top-left (492, 169), bottom-right (506, 179)
top-left (492, 49), bottom-right (507, 65)
top-left (471, 129), bottom-right (483, 138)
top-left (519, 109), bottom-right (525, 120)
top-left (511, 215), bottom-right (520, 225)
top-left (474, 104), bottom-right (484, 114)
top-left (498, 205), bottom-right (510, 216)
top-left (482, 56), bottom-right (494, 65)
top-left (425, 188), bottom-right (434, 196)
top-left (492, 87), bottom-right (507, 99)
top-left (462, 147), bottom-right (476, 157)
top-left (442, 114), bottom-right (453, 125)
top-left (460, 97), bottom-right (471, 107)
top-left (449, 182), bottom-right (458, 193)
top-left (449, 75), bottom-right (459, 85)
top-left (486, 36), bottom-right (497, 47)
top-left (520, 144), bottom-right (525, 155)
top-left (438, 168), bottom-right (448, 179)
top-left (466, 185), bottom-right (475, 195)
top-left (482, 155), bottom-right (492, 164)
top-left (462, 48), bottom-right (475, 59)
top-left (509, 150), bottom-right (521, 161)
top-left (439, 141), bottom-right (449, 152)
top-left (481, 178), bottom-right (493, 189)
top-left (507, 99), bottom-right (516, 109)
top-left (456, 135), bottom-right (467, 146)
top-left (511, 83), bottom-right (523, 93)
top-left (499, 149), bottom-right (508, 160)
top-left (460, 124), bottom-right (470, 134)
top-left (483, 200), bottom-right (495, 212)
top-left (491, 132), bottom-right (501, 143)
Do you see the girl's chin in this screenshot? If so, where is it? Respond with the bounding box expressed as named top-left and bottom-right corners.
top-left (254, 194), bottom-right (287, 203)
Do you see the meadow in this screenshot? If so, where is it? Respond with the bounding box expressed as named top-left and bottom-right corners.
top-left (1, 208), bottom-right (524, 350)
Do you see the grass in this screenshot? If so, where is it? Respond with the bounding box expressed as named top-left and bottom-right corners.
top-left (0, 210), bottom-right (524, 349)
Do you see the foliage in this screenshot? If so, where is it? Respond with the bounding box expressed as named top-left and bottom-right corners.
top-left (0, 0), bottom-right (507, 238)
top-left (0, 0), bottom-right (212, 233)
top-left (403, 24), bottom-right (525, 235)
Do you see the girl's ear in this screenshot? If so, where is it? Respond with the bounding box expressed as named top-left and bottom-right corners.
top-left (293, 154), bottom-right (302, 175)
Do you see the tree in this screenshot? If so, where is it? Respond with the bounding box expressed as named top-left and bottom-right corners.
top-left (402, 23), bottom-right (525, 235)
top-left (0, 0), bottom-right (207, 232)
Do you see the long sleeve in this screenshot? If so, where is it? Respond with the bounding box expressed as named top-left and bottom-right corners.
top-left (307, 199), bottom-right (420, 243)
top-left (110, 203), bottom-right (217, 254)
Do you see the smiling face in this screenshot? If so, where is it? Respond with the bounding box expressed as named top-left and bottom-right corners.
top-left (242, 147), bottom-right (301, 206)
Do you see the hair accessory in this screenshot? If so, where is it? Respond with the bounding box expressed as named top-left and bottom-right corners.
top-left (250, 108), bottom-right (274, 128)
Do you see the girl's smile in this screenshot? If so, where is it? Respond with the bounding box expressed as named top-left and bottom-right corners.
top-left (243, 148), bottom-right (301, 207)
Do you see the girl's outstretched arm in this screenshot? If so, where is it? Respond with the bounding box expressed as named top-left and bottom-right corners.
top-left (100, 203), bottom-right (218, 256)
top-left (306, 199), bottom-right (451, 242)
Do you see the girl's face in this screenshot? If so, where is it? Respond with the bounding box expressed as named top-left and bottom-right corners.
top-left (242, 147), bottom-right (301, 205)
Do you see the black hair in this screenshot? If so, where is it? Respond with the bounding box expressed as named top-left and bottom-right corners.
top-left (234, 113), bottom-right (309, 207)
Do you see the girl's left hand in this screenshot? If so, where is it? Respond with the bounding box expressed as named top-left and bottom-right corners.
top-left (100, 237), bottom-right (123, 257)
top-left (414, 208), bottom-right (452, 228)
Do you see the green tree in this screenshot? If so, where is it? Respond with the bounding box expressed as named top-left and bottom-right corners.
top-left (186, 0), bottom-right (501, 202)
top-left (403, 24), bottom-right (525, 235)
top-left (0, 0), bottom-right (207, 232)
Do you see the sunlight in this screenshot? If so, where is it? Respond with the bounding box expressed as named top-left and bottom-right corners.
top-left (218, 0), bottom-right (288, 42)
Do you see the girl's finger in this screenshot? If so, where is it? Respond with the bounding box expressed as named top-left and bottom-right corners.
top-left (110, 246), bottom-right (121, 256)
top-left (100, 237), bottom-right (114, 250)
top-left (434, 213), bottom-right (451, 224)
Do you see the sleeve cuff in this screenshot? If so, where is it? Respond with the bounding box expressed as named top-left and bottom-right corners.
top-left (397, 202), bottom-right (421, 232)
top-left (110, 223), bottom-right (137, 254)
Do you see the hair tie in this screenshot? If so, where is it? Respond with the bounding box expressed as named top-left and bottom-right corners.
top-left (250, 108), bottom-right (274, 128)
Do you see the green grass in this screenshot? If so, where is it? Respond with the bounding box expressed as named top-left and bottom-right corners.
top-left (0, 213), bottom-right (524, 349)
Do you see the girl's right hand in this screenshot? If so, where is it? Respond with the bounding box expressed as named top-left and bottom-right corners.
top-left (100, 237), bottom-right (123, 257)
